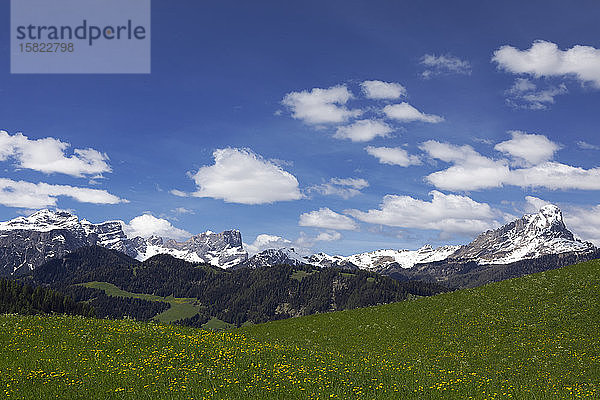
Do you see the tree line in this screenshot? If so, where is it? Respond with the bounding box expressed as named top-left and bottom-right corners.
top-left (26, 246), bottom-right (449, 327)
top-left (0, 278), bottom-right (94, 317)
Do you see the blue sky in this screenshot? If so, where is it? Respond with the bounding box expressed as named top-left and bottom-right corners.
top-left (2, 0), bottom-right (600, 255)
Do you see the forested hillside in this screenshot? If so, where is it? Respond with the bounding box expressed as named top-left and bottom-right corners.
top-left (27, 246), bottom-right (448, 326)
top-left (0, 278), bottom-right (93, 317)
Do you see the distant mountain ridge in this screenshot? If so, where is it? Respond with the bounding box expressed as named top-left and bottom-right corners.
top-left (29, 245), bottom-right (448, 327)
top-left (0, 209), bottom-right (247, 275)
top-left (0, 205), bottom-right (597, 287)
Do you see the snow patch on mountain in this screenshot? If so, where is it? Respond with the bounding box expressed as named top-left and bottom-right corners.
top-left (0, 209), bottom-right (83, 232)
top-left (450, 204), bottom-right (595, 265)
top-left (0, 209), bottom-right (247, 271)
top-left (0, 204), bottom-right (597, 276)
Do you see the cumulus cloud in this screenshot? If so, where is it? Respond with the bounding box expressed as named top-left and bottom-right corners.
top-left (281, 85), bottom-right (362, 125)
top-left (365, 146), bottom-right (421, 166)
top-left (505, 162), bottom-right (600, 190)
top-left (334, 119), bottom-right (393, 142)
top-left (524, 196), bottom-right (551, 213)
top-left (494, 130), bottom-right (561, 166)
top-left (492, 40), bottom-right (600, 88)
top-left (0, 178), bottom-right (126, 209)
top-left (420, 54), bottom-right (471, 78)
top-left (383, 103), bottom-right (443, 123)
top-left (189, 148), bottom-right (302, 204)
top-left (244, 231), bottom-right (341, 256)
top-left (299, 207), bottom-right (358, 230)
top-left (122, 214), bottom-right (190, 240)
top-left (421, 135), bottom-right (600, 191)
top-left (0, 131), bottom-right (111, 177)
top-left (347, 190), bottom-right (504, 236)
top-left (505, 78), bottom-right (568, 110)
top-left (360, 80), bottom-right (407, 99)
top-left (244, 234), bottom-right (293, 255)
top-left (561, 205), bottom-right (600, 246)
top-left (420, 140), bottom-right (509, 191)
top-left (308, 177), bottom-right (369, 199)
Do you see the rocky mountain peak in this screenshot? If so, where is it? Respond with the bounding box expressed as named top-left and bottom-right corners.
top-left (0, 209), bottom-right (81, 232)
top-left (450, 204), bottom-right (592, 264)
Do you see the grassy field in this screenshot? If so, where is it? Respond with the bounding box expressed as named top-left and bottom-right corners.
top-left (82, 281), bottom-right (201, 323)
top-left (1, 259), bottom-right (600, 399)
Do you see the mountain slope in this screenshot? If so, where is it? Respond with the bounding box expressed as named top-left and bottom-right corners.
top-left (450, 204), bottom-right (593, 264)
top-left (0, 209), bottom-right (247, 274)
top-left (2, 258), bottom-right (599, 399)
top-left (29, 246), bottom-right (448, 327)
top-left (135, 230), bottom-right (247, 268)
top-left (245, 205), bottom-right (596, 275)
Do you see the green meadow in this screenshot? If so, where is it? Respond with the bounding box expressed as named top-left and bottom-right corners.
top-left (2, 259), bottom-right (600, 399)
top-left (81, 281), bottom-right (202, 324)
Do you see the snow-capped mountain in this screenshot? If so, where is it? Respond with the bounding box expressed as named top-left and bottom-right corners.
top-left (134, 231), bottom-right (247, 268)
top-left (449, 205), bottom-right (594, 265)
top-left (236, 248), bottom-right (307, 269)
top-left (0, 209), bottom-right (247, 274)
top-left (240, 205), bottom-right (597, 277)
top-left (0, 210), bottom-right (94, 275)
top-left (306, 245), bottom-right (461, 272)
top-left (237, 245), bottom-right (460, 272)
top-left (0, 205), bottom-right (597, 282)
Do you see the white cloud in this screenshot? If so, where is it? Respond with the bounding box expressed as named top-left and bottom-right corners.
top-left (505, 78), bottom-right (567, 110)
top-left (244, 234), bottom-right (293, 255)
top-left (492, 40), bottom-right (600, 88)
top-left (329, 177), bottom-right (369, 189)
top-left (334, 119), bottom-right (393, 142)
top-left (524, 196), bottom-right (551, 213)
top-left (190, 148), bottom-right (302, 204)
top-left (383, 103), bottom-right (443, 123)
top-left (347, 190), bottom-right (504, 236)
top-left (365, 146), bottom-right (421, 166)
top-left (505, 162), bottom-right (600, 190)
top-left (422, 137), bottom-right (600, 191)
top-left (360, 80), bottom-right (407, 100)
top-left (308, 177), bottom-right (369, 199)
top-left (562, 205), bottom-right (600, 246)
top-left (122, 214), bottom-right (190, 240)
top-left (578, 141), bottom-right (600, 150)
top-left (494, 130), bottom-right (561, 166)
top-left (299, 208), bottom-right (358, 230)
top-left (281, 85), bottom-right (362, 125)
top-left (170, 189), bottom-right (189, 197)
top-left (0, 131), bottom-right (111, 177)
top-left (420, 140), bottom-right (509, 191)
top-left (172, 207), bottom-right (194, 215)
top-left (244, 231), bottom-right (340, 256)
top-left (420, 54), bottom-right (471, 78)
top-left (315, 231), bottom-right (342, 242)
top-left (0, 178), bottom-right (126, 209)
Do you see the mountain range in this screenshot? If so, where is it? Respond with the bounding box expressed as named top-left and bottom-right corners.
top-left (1, 205), bottom-right (598, 287)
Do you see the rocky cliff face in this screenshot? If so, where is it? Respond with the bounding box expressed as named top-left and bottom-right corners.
top-left (449, 205), bottom-right (593, 264)
top-left (0, 209), bottom-right (247, 275)
top-left (135, 230), bottom-right (247, 268)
